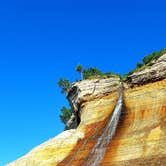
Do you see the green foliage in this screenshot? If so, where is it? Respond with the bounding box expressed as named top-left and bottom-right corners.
top-left (58, 65), bottom-right (120, 128)
top-left (60, 106), bottom-right (72, 124)
top-left (82, 68), bottom-right (119, 80)
top-left (123, 48), bottom-right (166, 80)
top-left (142, 48), bottom-right (166, 65)
top-left (122, 71), bottom-right (133, 81)
top-left (75, 64), bottom-right (83, 73)
top-left (57, 78), bottom-right (71, 95)
top-left (136, 62), bottom-right (143, 68)
top-left (75, 64), bottom-right (83, 79)
top-left (113, 83), bottom-right (118, 87)
top-left (83, 67), bottom-right (102, 79)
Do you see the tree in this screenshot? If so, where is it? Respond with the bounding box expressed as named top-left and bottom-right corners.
top-left (75, 64), bottom-right (83, 80)
top-left (136, 62), bottom-right (143, 68)
top-left (83, 67), bottom-right (102, 79)
top-left (58, 78), bottom-right (71, 95)
top-left (143, 53), bottom-right (155, 65)
top-left (60, 106), bottom-right (72, 124)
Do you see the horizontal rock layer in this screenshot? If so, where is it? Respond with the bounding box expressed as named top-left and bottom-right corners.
top-left (7, 78), bottom-right (166, 166)
top-left (67, 77), bottom-right (120, 112)
top-left (101, 78), bottom-right (166, 165)
top-left (66, 77), bottom-right (120, 129)
top-left (7, 90), bottom-right (119, 166)
top-left (126, 53), bottom-right (166, 87)
top-left (7, 53), bottom-right (166, 166)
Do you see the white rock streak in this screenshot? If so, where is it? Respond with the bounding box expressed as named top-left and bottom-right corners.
top-left (83, 82), bottom-right (123, 166)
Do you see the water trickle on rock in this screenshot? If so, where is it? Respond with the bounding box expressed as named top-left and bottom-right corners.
top-left (83, 82), bottom-right (123, 166)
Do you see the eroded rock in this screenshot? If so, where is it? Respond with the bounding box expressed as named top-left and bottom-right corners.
top-left (67, 77), bottom-right (120, 112)
top-left (66, 77), bottom-right (120, 129)
top-left (6, 54), bottom-right (166, 166)
top-left (126, 53), bottom-right (166, 87)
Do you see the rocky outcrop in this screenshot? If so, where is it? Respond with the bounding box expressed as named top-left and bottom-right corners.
top-left (126, 53), bottom-right (166, 87)
top-left (66, 77), bottom-right (120, 129)
top-left (67, 77), bottom-right (120, 111)
top-left (7, 53), bottom-right (166, 166)
top-left (7, 77), bottom-right (120, 166)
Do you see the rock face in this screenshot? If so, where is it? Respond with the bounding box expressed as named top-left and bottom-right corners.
top-left (126, 53), bottom-right (166, 87)
top-left (101, 79), bottom-right (166, 165)
top-left (7, 129), bottom-right (85, 166)
top-left (66, 77), bottom-right (120, 129)
top-left (67, 77), bottom-right (120, 111)
top-left (7, 54), bottom-right (166, 166)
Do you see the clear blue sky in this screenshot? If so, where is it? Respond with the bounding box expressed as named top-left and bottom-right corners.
top-left (0, 0), bottom-right (166, 165)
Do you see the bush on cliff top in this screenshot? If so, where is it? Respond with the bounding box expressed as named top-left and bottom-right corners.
top-left (75, 64), bottom-right (119, 80)
top-left (123, 48), bottom-right (166, 80)
top-left (143, 48), bottom-right (166, 65)
top-left (58, 48), bottom-right (166, 128)
top-left (58, 65), bottom-right (119, 129)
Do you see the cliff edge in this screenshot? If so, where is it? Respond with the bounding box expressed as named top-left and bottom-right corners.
top-left (7, 53), bottom-right (166, 166)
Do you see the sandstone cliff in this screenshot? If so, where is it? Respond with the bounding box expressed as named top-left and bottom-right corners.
top-left (126, 53), bottom-right (166, 87)
top-left (7, 53), bottom-right (166, 166)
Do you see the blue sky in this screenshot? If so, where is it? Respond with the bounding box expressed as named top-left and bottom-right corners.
top-left (0, 0), bottom-right (166, 165)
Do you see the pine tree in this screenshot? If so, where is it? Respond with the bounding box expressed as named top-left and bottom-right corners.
top-left (75, 64), bottom-right (83, 80)
top-left (57, 78), bottom-right (71, 95)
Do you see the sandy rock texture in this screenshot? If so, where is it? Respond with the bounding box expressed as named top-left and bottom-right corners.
top-left (7, 53), bottom-right (166, 166)
top-left (126, 53), bottom-right (166, 87)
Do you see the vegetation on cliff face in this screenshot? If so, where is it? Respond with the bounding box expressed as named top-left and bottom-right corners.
top-left (58, 65), bottom-right (118, 128)
top-left (59, 106), bottom-right (72, 124)
top-left (123, 48), bottom-right (166, 80)
top-left (58, 48), bottom-right (166, 128)
top-left (58, 78), bottom-right (71, 95)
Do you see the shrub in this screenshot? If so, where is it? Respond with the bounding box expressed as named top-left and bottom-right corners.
top-left (75, 64), bottom-right (83, 80)
top-left (60, 106), bottom-right (72, 125)
top-left (58, 65), bottom-right (120, 128)
top-left (123, 48), bottom-right (166, 80)
top-left (82, 67), bottom-right (119, 80)
top-left (143, 48), bottom-right (166, 65)
top-left (136, 62), bottom-right (143, 68)
top-left (83, 67), bottom-right (102, 79)
top-left (58, 78), bottom-right (71, 95)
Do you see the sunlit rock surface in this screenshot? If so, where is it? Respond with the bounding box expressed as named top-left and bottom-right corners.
top-left (66, 77), bottom-right (120, 129)
top-left (7, 78), bottom-right (120, 166)
top-left (126, 53), bottom-right (166, 87)
top-left (7, 54), bottom-right (166, 166)
top-left (101, 79), bottom-right (166, 165)
top-left (7, 129), bottom-right (84, 166)
top-left (67, 77), bottom-right (120, 111)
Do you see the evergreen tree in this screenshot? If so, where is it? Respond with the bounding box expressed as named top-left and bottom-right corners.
top-left (60, 106), bottom-right (72, 124)
top-left (83, 67), bottom-right (102, 79)
top-left (57, 78), bottom-right (71, 95)
top-left (75, 64), bottom-right (83, 80)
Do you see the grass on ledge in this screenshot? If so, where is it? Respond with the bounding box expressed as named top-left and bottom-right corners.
top-left (84, 72), bottom-right (120, 80)
top-left (123, 48), bottom-right (166, 81)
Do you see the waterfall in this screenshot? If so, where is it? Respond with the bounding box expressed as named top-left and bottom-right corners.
top-left (82, 82), bottom-right (123, 166)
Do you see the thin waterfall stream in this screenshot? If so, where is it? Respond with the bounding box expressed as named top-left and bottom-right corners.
top-left (82, 82), bottom-right (123, 166)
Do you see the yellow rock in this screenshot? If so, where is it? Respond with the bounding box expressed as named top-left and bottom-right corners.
top-left (7, 79), bottom-right (166, 166)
